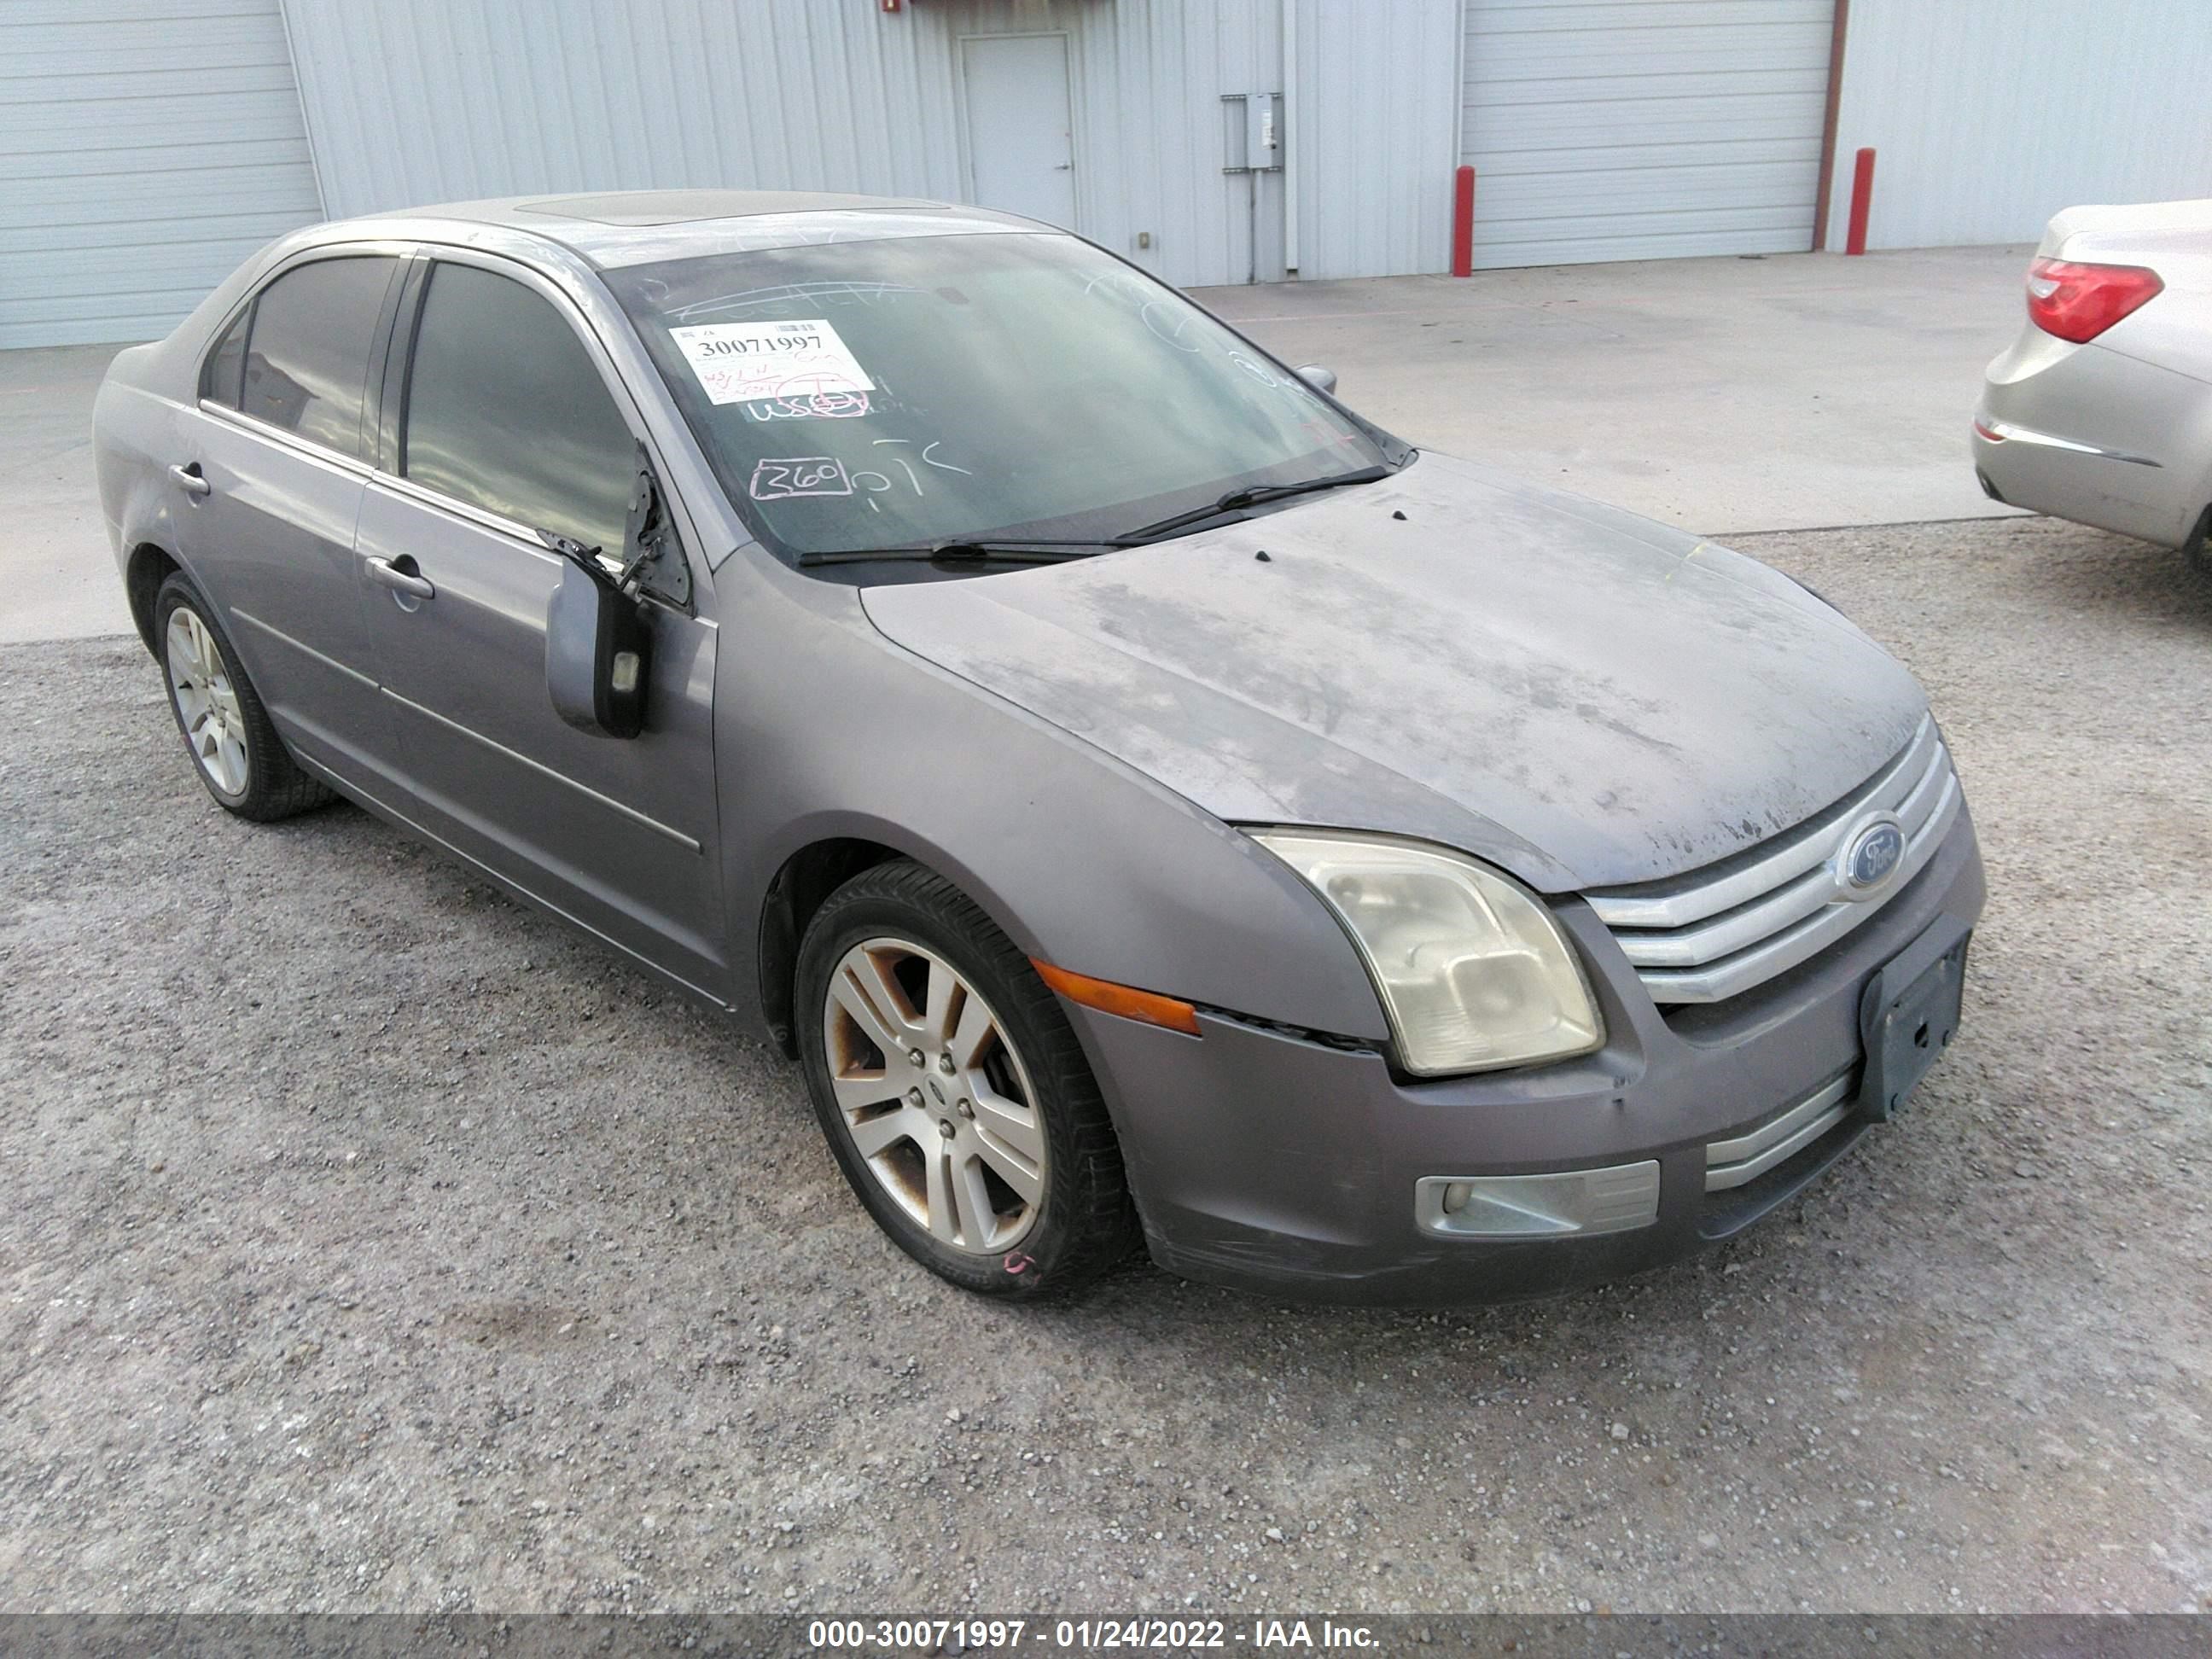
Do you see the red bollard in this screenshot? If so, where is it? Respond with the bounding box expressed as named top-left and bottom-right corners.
top-left (1844, 147), bottom-right (1875, 256)
top-left (1451, 165), bottom-right (1476, 277)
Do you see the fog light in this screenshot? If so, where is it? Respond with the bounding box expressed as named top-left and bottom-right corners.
top-left (1414, 1164), bottom-right (1661, 1239)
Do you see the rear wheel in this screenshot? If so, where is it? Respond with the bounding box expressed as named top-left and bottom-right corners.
top-left (154, 572), bottom-right (331, 821)
top-left (795, 860), bottom-right (1141, 1297)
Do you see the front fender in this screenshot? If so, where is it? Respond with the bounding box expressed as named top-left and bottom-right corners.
top-left (715, 551), bottom-right (1391, 1045)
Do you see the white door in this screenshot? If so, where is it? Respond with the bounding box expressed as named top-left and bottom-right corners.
top-left (1459, 0), bottom-right (1835, 269)
top-left (0, 0), bottom-right (323, 347)
top-left (961, 33), bottom-right (1077, 229)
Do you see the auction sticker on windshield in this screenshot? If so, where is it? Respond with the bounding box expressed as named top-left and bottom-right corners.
top-left (669, 319), bottom-right (877, 405)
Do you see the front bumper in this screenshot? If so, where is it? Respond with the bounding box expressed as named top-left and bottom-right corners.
top-left (1068, 806), bottom-right (1986, 1304)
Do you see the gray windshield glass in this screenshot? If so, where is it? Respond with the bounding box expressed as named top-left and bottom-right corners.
top-left (604, 232), bottom-right (1388, 560)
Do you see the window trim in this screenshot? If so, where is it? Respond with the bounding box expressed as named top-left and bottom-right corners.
top-left (193, 396), bottom-right (380, 481)
top-left (388, 244), bottom-right (697, 605)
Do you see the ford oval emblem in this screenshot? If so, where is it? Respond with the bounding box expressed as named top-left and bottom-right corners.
top-left (1840, 817), bottom-right (1906, 898)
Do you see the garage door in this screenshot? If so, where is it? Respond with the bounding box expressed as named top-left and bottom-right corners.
top-left (1460, 0), bottom-right (1834, 269)
top-left (0, 0), bottom-right (323, 348)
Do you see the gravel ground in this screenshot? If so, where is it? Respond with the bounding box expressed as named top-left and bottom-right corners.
top-left (3, 515), bottom-right (2208, 1616)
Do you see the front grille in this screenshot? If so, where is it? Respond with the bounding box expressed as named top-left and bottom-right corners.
top-left (1585, 715), bottom-right (1960, 1004)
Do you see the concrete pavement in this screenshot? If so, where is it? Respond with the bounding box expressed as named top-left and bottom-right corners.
top-left (1207, 243), bottom-right (2031, 538)
top-left (0, 246), bottom-right (2031, 646)
top-left (1, 344), bottom-right (133, 643)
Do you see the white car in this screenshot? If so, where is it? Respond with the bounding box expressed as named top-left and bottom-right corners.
top-left (1972, 198), bottom-right (2212, 578)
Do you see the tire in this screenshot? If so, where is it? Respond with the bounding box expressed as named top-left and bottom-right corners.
top-left (795, 859), bottom-right (1141, 1298)
top-left (2184, 506), bottom-right (2212, 587)
top-left (154, 571), bottom-right (333, 821)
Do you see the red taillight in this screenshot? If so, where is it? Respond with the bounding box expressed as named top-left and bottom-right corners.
top-left (2025, 256), bottom-right (2163, 343)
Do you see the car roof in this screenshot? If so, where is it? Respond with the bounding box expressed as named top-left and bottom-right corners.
top-left (346, 189), bottom-right (1049, 269)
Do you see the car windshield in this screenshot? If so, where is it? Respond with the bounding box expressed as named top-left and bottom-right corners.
top-left (602, 231), bottom-right (1398, 564)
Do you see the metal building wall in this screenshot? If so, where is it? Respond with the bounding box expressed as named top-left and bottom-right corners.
top-left (279, 0), bottom-right (1274, 288)
top-left (1289, 0), bottom-right (1459, 281)
top-left (0, 0), bottom-right (323, 348)
top-left (1822, 0), bottom-right (2212, 251)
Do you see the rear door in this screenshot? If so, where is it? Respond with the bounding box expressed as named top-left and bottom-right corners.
top-left (352, 251), bottom-right (727, 1001)
top-left (177, 250), bottom-right (403, 787)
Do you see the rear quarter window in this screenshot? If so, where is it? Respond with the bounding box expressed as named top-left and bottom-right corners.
top-left (199, 306), bottom-right (248, 408)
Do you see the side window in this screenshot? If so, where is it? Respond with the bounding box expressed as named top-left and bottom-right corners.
top-left (200, 306), bottom-right (248, 407)
top-left (402, 262), bottom-right (637, 558)
top-left (240, 256), bottom-right (398, 458)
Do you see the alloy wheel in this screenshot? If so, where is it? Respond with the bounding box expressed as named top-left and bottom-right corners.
top-left (821, 937), bottom-right (1046, 1254)
top-left (164, 605), bottom-right (249, 795)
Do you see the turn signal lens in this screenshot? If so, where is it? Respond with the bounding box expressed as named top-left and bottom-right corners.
top-left (1032, 959), bottom-right (1202, 1037)
top-left (2025, 257), bottom-right (2163, 343)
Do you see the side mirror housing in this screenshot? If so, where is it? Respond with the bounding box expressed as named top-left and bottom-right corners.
top-left (1295, 363), bottom-right (1337, 395)
top-left (546, 558), bottom-right (649, 739)
top-left (544, 451), bottom-right (681, 740)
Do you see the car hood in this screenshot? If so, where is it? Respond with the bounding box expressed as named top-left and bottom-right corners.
top-left (860, 452), bottom-right (1928, 892)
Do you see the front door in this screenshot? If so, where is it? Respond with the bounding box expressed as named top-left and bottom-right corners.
top-left (961, 33), bottom-right (1077, 229)
top-left (353, 253), bottom-right (727, 1002)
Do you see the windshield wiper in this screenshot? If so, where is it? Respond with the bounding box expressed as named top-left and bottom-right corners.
top-left (1118, 464), bottom-right (1393, 544)
top-left (795, 538), bottom-right (1128, 568)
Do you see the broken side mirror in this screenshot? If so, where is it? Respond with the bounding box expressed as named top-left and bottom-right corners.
top-left (543, 448), bottom-right (681, 740)
top-left (545, 552), bottom-right (649, 738)
top-left (1295, 363), bottom-right (1337, 395)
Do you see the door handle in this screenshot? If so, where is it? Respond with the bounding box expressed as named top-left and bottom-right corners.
top-left (168, 463), bottom-right (212, 499)
top-left (364, 556), bottom-right (435, 601)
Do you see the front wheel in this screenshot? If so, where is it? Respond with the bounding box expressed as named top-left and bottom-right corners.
top-left (795, 860), bottom-right (1141, 1298)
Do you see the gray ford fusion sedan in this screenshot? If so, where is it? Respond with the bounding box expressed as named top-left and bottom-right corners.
top-left (93, 189), bottom-right (1985, 1303)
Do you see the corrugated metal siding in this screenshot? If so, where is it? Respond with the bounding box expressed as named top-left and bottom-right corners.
top-left (282, 0), bottom-right (1293, 288)
top-left (0, 0), bottom-right (323, 347)
top-left (1823, 0), bottom-right (2212, 251)
top-left (282, 0), bottom-right (1458, 286)
top-left (1289, 0), bottom-right (1460, 280)
top-left (1460, 0), bottom-right (1833, 269)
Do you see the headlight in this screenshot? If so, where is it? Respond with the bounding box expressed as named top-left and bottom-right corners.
top-left (1250, 830), bottom-right (1604, 1076)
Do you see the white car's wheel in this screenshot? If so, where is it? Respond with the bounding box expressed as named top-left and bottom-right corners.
top-left (2184, 506), bottom-right (2212, 585)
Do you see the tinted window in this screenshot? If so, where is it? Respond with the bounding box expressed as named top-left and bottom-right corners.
top-left (402, 262), bottom-right (637, 556)
top-left (241, 257), bottom-right (396, 457)
top-left (200, 306), bottom-right (248, 407)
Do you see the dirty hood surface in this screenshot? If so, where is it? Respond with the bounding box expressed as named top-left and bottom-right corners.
top-left (861, 452), bottom-right (1929, 891)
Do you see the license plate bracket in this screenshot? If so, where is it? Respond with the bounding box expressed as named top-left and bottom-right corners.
top-left (1858, 915), bottom-right (1972, 1122)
